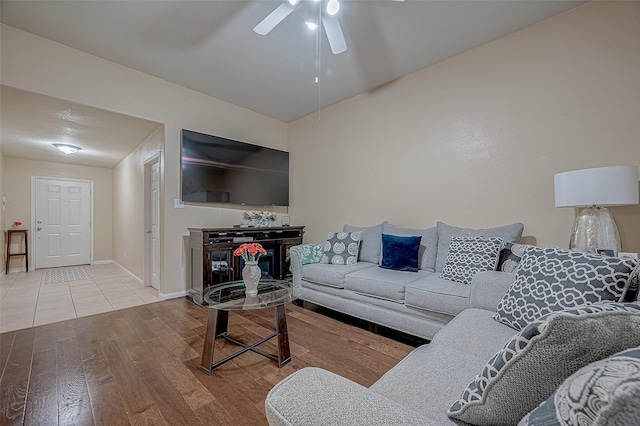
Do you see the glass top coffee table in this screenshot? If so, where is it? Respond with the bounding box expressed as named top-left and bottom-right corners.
top-left (194, 279), bottom-right (297, 375)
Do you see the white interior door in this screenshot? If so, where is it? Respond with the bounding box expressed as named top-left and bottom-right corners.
top-left (144, 157), bottom-right (161, 290)
top-left (34, 178), bottom-right (92, 268)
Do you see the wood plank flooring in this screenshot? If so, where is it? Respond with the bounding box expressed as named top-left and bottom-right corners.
top-left (0, 298), bottom-right (415, 425)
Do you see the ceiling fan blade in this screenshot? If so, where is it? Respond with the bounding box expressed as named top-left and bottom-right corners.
top-left (321, 15), bottom-right (347, 54)
top-left (254, 2), bottom-right (296, 35)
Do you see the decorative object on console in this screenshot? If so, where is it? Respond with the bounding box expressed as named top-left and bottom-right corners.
top-left (234, 243), bottom-right (268, 295)
top-left (449, 302), bottom-right (640, 426)
top-left (520, 346), bottom-right (640, 426)
top-left (554, 165), bottom-right (639, 256)
top-left (493, 246), bottom-right (638, 331)
top-left (11, 221), bottom-right (22, 229)
top-left (321, 232), bottom-right (362, 265)
top-left (379, 233), bottom-right (422, 272)
top-left (244, 210), bottom-right (277, 227)
top-left (440, 236), bottom-right (504, 285)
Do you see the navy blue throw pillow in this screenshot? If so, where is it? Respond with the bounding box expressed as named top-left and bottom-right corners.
top-left (379, 234), bottom-right (422, 272)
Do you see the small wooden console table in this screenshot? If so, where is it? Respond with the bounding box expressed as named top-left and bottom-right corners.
top-left (6, 229), bottom-right (29, 274)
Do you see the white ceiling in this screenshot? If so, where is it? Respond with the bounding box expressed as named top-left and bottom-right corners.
top-left (0, 0), bottom-right (586, 166)
top-left (1, 85), bottom-right (162, 168)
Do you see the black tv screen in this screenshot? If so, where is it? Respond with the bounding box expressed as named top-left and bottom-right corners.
top-left (181, 129), bottom-right (289, 206)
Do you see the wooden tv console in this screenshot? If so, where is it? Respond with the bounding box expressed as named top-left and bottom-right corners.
top-left (187, 226), bottom-right (304, 299)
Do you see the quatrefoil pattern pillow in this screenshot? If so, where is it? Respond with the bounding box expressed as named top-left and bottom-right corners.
top-left (321, 232), bottom-right (362, 265)
top-left (440, 236), bottom-right (504, 285)
top-left (493, 246), bottom-right (638, 330)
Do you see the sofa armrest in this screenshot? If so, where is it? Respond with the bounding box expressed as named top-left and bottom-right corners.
top-left (289, 244), bottom-right (323, 291)
top-left (289, 245), bottom-right (305, 292)
top-left (265, 367), bottom-right (434, 426)
top-left (469, 271), bottom-right (516, 312)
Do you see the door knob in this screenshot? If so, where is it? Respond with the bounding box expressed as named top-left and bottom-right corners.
top-left (37, 227), bottom-right (42, 231)
top-left (145, 229), bottom-right (152, 233)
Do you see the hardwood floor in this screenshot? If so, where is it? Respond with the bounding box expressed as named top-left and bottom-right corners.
top-left (0, 298), bottom-right (416, 425)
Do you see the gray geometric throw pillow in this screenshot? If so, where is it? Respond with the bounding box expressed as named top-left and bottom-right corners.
top-left (321, 232), bottom-right (362, 265)
top-left (519, 346), bottom-right (640, 426)
top-left (440, 236), bottom-right (504, 285)
top-left (448, 302), bottom-right (640, 426)
top-left (493, 246), bottom-right (638, 330)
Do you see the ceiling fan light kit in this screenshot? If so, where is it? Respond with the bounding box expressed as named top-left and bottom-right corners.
top-left (254, 0), bottom-right (347, 54)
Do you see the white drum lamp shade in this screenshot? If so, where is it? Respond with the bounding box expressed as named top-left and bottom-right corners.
top-left (554, 165), bottom-right (639, 255)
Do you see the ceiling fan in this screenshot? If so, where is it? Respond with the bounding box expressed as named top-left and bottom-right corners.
top-left (254, 0), bottom-right (348, 54)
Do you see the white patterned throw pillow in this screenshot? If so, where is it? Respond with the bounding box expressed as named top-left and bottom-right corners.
top-left (321, 232), bottom-right (362, 265)
top-left (440, 236), bottom-right (504, 285)
top-left (448, 303), bottom-right (640, 426)
top-left (493, 246), bottom-right (638, 331)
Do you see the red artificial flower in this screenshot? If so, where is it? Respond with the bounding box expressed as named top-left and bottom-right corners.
top-left (13, 221), bottom-right (22, 226)
top-left (234, 242), bottom-right (266, 262)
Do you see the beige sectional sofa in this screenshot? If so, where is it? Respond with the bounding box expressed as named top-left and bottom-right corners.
top-left (269, 245), bottom-right (640, 425)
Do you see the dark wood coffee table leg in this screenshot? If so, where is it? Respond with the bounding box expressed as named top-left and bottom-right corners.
top-left (275, 304), bottom-right (291, 367)
top-left (199, 309), bottom-right (229, 375)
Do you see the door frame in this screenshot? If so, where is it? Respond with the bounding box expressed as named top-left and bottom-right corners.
top-left (143, 152), bottom-right (162, 290)
top-left (30, 176), bottom-right (94, 269)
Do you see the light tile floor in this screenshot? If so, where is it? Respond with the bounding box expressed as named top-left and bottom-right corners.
top-left (0, 263), bottom-right (162, 333)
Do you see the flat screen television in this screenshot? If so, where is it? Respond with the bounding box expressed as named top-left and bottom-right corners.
top-left (181, 129), bottom-right (289, 206)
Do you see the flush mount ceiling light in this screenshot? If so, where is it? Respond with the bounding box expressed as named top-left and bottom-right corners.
top-left (54, 144), bottom-right (81, 154)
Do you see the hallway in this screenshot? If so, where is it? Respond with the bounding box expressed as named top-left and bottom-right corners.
top-left (0, 263), bottom-right (162, 333)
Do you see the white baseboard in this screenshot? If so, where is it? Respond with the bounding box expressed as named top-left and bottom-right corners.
top-left (111, 261), bottom-right (144, 284)
top-left (91, 259), bottom-right (113, 265)
top-left (6, 267), bottom-right (27, 274)
top-left (161, 290), bottom-right (187, 300)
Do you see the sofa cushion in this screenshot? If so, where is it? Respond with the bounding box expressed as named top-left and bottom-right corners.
top-left (497, 242), bottom-right (528, 273)
top-left (382, 223), bottom-right (438, 272)
top-left (344, 267), bottom-right (429, 302)
top-left (448, 302), bottom-right (640, 426)
top-left (321, 231), bottom-right (362, 265)
top-left (405, 275), bottom-right (471, 316)
top-left (440, 236), bottom-right (504, 285)
top-left (431, 308), bottom-right (517, 361)
top-left (435, 222), bottom-right (524, 272)
top-left (494, 246), bottom-right (638, 330)
top-left (302, 262), bottom-right (375, 289)
top-left (519, 346), bottom-right (640, 426)
top-left (371, 343), bottom-right (491, 425)
top-left (379, 234), bottom-right (422, 272)
top-left (344, 222), bottom-right (385, 264)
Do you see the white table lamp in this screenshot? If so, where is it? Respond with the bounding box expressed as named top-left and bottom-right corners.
top-left (554, 165), bottom-right (639, 255)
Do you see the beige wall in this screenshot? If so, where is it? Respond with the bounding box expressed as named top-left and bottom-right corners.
top-left (3, 157), bottom-right (113, 270)
top-left (289, 1), bottom-right (640, 254)
top-left (112, 126), bottom-right (164, 279)
top-left (0, 151), bottom-right (5, 272)
top-left (1, 23), bottom-right (288, 296)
